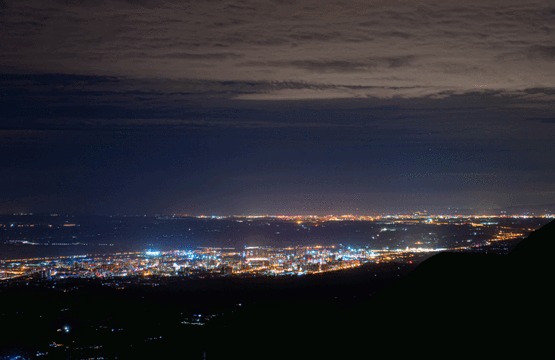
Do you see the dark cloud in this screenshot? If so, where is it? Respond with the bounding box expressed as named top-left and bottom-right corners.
top-left (153, 52), bottom-right (244, 60)
top-left (381, 30), bottom-right (412, 39)
top-left (528, 45), bottom-right (555, 60)
top-left (242, 60), bottom-right (370, 73)
top-left (239, 56), bottom-right (417, 74)
top-left (289, 31), bottom-right (343, 42)
top-left (385, 56), bottom-right (416, 68)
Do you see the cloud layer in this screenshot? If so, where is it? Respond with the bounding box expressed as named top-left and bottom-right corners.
top-left (1, 0), bottom-right (555, 100)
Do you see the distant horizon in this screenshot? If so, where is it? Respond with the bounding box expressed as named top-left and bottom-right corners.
top-left (2, 205), bottom-right (555, 218)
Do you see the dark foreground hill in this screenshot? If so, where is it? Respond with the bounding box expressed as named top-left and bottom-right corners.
top-left (209, 219), bottom-right (555, 359)
top-left (347, 219), bottom-right (555, 358)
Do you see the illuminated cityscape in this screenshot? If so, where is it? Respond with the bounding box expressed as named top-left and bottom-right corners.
top-left (0, 245), bottom-right (432, 283)
top-left (2, 213), bottom-right (550, 284)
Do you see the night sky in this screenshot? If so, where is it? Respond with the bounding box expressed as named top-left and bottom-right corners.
top-left (1, 0), bottom-right (554, 215)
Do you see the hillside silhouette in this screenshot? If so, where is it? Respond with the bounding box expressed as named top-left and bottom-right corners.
top-left (351, 218), bottom-right (554, 357)
top-left (209, 219), bottom-right (555, 359)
